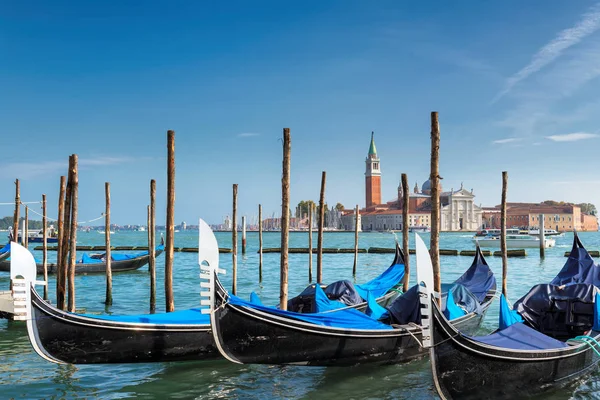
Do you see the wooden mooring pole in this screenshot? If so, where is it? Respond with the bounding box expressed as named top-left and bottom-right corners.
top-left (67, 154), bottom-right (78, 312)
top-left (430, 112), bottom-right (442, 305)
top-left (501, 171), bottom-right (508, 297)
top-left (402, 173), bottom-right (410, 292)
top-left (42, 194), bottom-right (48, 300)
top-left (149, 179), bottom-right (157, 313)
top-left (353, 205), bottom-right (359, 277)
top-left (58, 158), bottom-right (74, 311)
top-left (105, 182), bottom-right (112, 305)
top-left (232, 184), bottom-right (238, 295)
top-left (24, 206), bottom-right (29, 248)
top-left (280, 128), bottom-right (291, 310)
top-left (258, 204), bottom-right (263, 283)
top-left (13, 179), bottom-right (20, 243)
top-left (317, 171), bottom-right (326, 283)
top-left (539, 214), bottom-right (545, 258)
top-left (56, 176), bottom-right (66, 309)
top-left (308, 203), bottom-right (313, 282)
top-left (242, 216), bottom-right (247, 255)
top-left (165, 130), bottom-right (175, 312)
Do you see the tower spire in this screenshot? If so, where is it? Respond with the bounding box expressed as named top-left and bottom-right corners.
top-left (368, 131), bottom-right (377, 157)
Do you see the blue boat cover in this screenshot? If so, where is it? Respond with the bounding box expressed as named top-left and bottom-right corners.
top-left (80, 245), bottom-right (164, 264)
top-left (594, 293), bottom-right (600, 331)
top-left (453, 246), bottom-right (496, 302)
top-left (82, 307), bottom-right (209, 325)
top-left (365, 291), bottom-right (389, 320)
top-left (551, 234), bottom-right (600, 287)
top-left (250, 292), bottom-right (263, 305)
top-left (324, 280), bottom-right (364, 306)
top-left (314, 284), bottom-right (349, 313)
top-left (499, 293), bottom-right (523, 330)
top-left (0, 242), bottom-right (9, 254)
top-left (228, 293), bottom-right (393, 330)
top-left (515, 283), bottom-right (597, 338)
top-left (386, 284), bottom-right (422, 325)
top-left (444, 290), bottom-right (466, 320)
top-left (355, 243), bottom-right (405, 300)
top-left (441, 283), bottom-right (481, 316)
top-left (471, 322), bottom-right (569, 350)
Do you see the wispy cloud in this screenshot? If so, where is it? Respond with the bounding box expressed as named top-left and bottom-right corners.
top-left (546, 132), bottom-right (598, 142)
top-left (492, 137), bottom-right (522, 144)
top-left (1, 156), bottom-right (136, 179)
top-left (237, 133), bottom-right (260, 138)
top-left (494, 2), bottom-right (600, 102)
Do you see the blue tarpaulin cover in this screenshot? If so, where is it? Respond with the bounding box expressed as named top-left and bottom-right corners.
top-left (355, 243), bottom-right (405, 300)
top-left (453, 246), bottom-right (496, 302)
top-left (250, 292), bottom-right (263, 305)
top-left (551, 234), bottom-right (600, 287)
top-left (444, 290), bottom-right (466, 320)
top-left (366, 291), bottom-right (389, 320)
top-left (386, 285), bottom-right (422, 325)
top-left (228, 293), bottom-right (393, 330)
top-left (82, 307), bottom-right (209, 325)
top-left (499, 293), bottom-right (523, 330)
top-left (441, 283), bottom-right (482, 316)
top-left (80, 245), bottom-right (164, 264)
top-left (0, 242), bottom-right (9, 254)
top-left (594, 293), bottom-right (600, 331)
top-left (314, 284), bottom-right (350, 313)
top-left (471, 322), bottom-right (569, 350)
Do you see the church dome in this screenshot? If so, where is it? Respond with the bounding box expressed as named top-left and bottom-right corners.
top-left (422, 179), bottom-right (441, 195)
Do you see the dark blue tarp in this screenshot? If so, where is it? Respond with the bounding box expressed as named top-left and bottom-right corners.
top-left (499, 293), bottom-right (523, 330)
top-left (355, 243), bottom-right (405, 300)
top-left (441, 283), bottom-right (481, 316)
top-left (386, 284), bottom-right (421, 325)
top-left (228, 294), bottom-right (393, 330)
top-left (471, 322), bottom-right (569, 350)
top-left (83, 307), bottom-right (209, 325)
top-left (324, 280), bottom-right (363, 306)
top-left (551, 234), bottom-right (600, 287)
top-left (80, 245), bottom-right (164, 264)
top-left (514, 283), bottom-right (597, 338)
top-left (453, 246), bottom-right (496, 302)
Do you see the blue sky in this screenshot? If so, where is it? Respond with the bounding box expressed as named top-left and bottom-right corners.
top-left (1, 1), bottom-right (600, 225)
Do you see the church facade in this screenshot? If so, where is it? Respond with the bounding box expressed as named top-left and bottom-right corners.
top-left (341, 133), bottom-right (483, 231)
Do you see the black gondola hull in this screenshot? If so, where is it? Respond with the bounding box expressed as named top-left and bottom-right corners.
top-left (430, 301), bottom-right (600, 399)
top-left (28, 287), bottom-right (217, 364)
top-left (212, 277), bottom-right (492, 366)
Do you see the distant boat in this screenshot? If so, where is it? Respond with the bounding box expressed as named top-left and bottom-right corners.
top-left (9, 226), bottom-right (59, 244)
top-left (409, 226), bottom-right (431, 233)
top-left (137, 226), bottom-right (146, 232)
top-left (528, 228), bottom-right (563, 237)
top-left (473, 234), bottom-right (555, 248)
top-left (98, 230), bottom-right (116, 234)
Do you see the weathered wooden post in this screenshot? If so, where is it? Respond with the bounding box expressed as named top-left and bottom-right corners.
top-left (501, 171), bottom-right (508, 297)
top-left (402, 173), bottom-right (410, 292)
top-left (24, 206), bottom-right (29, 247)
top-left (165, 130), bottom-right (176, 312)
top-left (232, 184), bottom-right (238, 295)
top-left (242, 216), bottom-right (247, 255)
top-left (258, 204), bottom-right (263, 283)
top-left (42, 194), bottom-right (48, 300)
top-left (280, 128), bottom-right (291, 310)
top-left (149, 179), bottom-right (156, 313)
top-left (67, 154), bottom-right (79, 312)
top-left (105, 182), bottom-right (112, 305)
top-left (308, 203), bottom-right (313, 282)
top-left (56, 176), bottom-right (66, 308)
top-left (539, 214), bottom-right (545, 258)
top-left (430, 112), bottom-right (442, 305)
top-left (58, 158), bottom-right (74, 311)
top-left (353, 205), bottom-right (359, 277)
top-left (13, 179), bottom-right (20, 243)
top-left (317, 172), bottom-right (326, 283)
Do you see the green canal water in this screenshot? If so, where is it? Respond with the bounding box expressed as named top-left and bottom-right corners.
top-left (1, 230), bottom-right (600, 399)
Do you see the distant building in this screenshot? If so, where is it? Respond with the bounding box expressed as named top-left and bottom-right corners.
top-left (341, 132), bottom-right (482, 231)
top-left (181, 221), bottom-right (187, 231)
top-left (223, 215), bottom-right (232, 231)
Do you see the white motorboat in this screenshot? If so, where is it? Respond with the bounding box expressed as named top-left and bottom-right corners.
top-left (528, 228), bottom-right (563, 237)
top-left (473, 234), bottom-right (555, 248)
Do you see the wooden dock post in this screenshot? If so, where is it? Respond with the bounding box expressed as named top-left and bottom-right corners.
top-left (67, 154), bottom-right (79, 312)
top-left (13, 179), bottom-right (19, 243)
top-left (242, 216), bottom-right (247, 255)
top-left (501, 171), bottom-right (508, 297)
top-left (317, 172), bottom-right (326, 283)
top-left (58, 158), bottom-right (74, 311)
top-left (280, 128), bottom-right (291, 310)
top-left (429, 112), bottom-right (442, 305)
top-left (539, 214), bottom-right (545, 258)
top-left (353, 205), bottom-right (359, 277)
top-left (165, 130), bottom-right (176, 312)
top-left (56, 176), bottom-right (66, 309)
top-left (308, 203), bottom-right (313, 282)
top-left (258, 204), bottom-right (263, 283)
top-left (232, 184), bottom-right (238, 295)
top-left (149, 179), bottom-right (156, 313)
top-left (105, 182), bottom-right (112, 306)
top-left (42, 194), bottom-right (48, 300)
top-left (402, 173), bottom-right (410, 292)
top-left (24, 206), bottom-right (29, 248)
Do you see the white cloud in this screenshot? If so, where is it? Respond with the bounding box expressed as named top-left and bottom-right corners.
top-left (0, 156), bottom-right (135, 179)
top-left (545, 132), bottom-right (598, 142)
top-left (492, 137), bottom-right (522, 144)
top-left (237, 133), bottom-right (260, 138)
top-left (494, 2), bottom-right (600, 102)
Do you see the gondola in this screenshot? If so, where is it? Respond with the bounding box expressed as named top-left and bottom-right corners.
top-left (208, 235), bottom-right (497, 366)
top-left (430, 233), bottom-right (600, 399)
top-left (22, 220), bottom-right (406, 364)
top-left (0, 242), bottom-right (164, 274)
top-left (0, 243), bottom-right (9, 261)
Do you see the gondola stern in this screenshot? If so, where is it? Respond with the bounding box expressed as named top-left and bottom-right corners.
top-left (25, 285), bottom-right (66, 365)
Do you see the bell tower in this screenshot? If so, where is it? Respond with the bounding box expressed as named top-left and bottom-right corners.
top-left (365, 131), bottom-right (381, 209)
